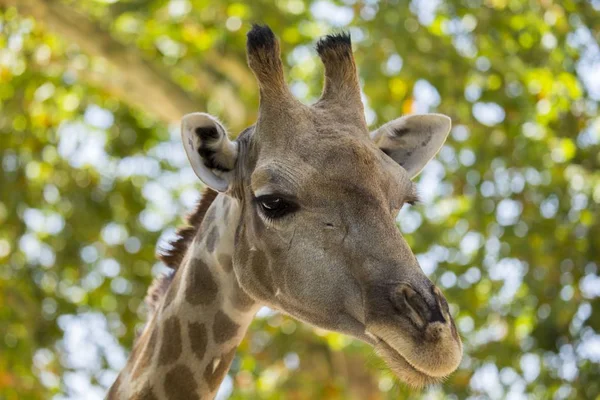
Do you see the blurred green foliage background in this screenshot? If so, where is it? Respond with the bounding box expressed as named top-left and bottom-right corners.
top-left (1, 0), bottom-right (599, 399)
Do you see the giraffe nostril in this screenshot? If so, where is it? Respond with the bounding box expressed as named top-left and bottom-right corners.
top-left (391, 283), bottom-right (449, 326)
top-left (391, 284), bottom-right (430, 327)
top-left (429, 286), bottom-right (449, 323)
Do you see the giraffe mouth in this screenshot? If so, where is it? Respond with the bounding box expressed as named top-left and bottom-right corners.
top-left (373, 336), bottom-right (445, 389)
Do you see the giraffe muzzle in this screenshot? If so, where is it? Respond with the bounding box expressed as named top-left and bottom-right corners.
top-left (364, 280), bottom-right (462, 385)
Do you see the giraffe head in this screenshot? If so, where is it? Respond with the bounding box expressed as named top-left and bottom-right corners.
top-left (180, 25), bottom-right (462, 388)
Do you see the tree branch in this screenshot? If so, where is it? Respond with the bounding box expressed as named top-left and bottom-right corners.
top-left (1, 0), bottom-right (201, 123)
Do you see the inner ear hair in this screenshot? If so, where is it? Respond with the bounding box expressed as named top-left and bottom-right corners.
top-left (194, 126), bottom-right (234, 172)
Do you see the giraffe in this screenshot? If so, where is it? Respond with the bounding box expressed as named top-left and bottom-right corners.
top-left (107, 25), bottom-right (462, 399)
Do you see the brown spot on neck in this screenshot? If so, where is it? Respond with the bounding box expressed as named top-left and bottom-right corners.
top-left (188, 322), bottom-right (208, 361)
top-left (158, 316), bottom-right (182, 365)
top-left (185, 258), bottom-right (219, 306)
top-left (164, 364), bottom-right (199, 400)
top-left (213, 311), bottom-right (239, 344)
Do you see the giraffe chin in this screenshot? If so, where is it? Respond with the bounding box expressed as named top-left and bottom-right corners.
top-left (374, 339), bottom-right (445, 389)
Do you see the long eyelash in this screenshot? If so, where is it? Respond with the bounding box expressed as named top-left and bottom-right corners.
top-left (260, 209), bottom-right (295, 224)
top-left (261, 214), bottom-right (276, 225)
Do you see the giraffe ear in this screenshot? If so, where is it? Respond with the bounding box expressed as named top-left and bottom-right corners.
top-left (181, 113), bottom-right (238, 192)
top-left (370, 114), bottom-right (451, 179)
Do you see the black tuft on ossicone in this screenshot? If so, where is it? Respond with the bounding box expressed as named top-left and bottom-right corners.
top-left (315, 32), bottom-right (352, 55)
top-left (247, 24), bottom-right (277, 52)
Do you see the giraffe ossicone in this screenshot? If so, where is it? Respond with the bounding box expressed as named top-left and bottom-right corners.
top-left (108, 24), bottom-right (462, 399)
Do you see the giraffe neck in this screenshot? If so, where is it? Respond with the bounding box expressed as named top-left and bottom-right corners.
top-left (109, 193), bottom-right (259, 399)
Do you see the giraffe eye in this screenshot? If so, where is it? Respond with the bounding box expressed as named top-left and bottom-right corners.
top-left (256, 195), bottom-right (298, 220)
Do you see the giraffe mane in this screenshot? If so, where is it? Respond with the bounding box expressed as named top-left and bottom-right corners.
top-left (158, 187), bottom-right (219, 269)
top-left (145, 187), bottom-right (219, 315)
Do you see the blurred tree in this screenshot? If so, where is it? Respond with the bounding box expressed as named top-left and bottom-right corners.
top-left (0, 0), bottom-right (599, 399)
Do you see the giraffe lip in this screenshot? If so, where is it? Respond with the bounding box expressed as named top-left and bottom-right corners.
top-left (375, 337), bottom-right (423, 371)
top-left (373, 336), bottom-right (443, 388)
